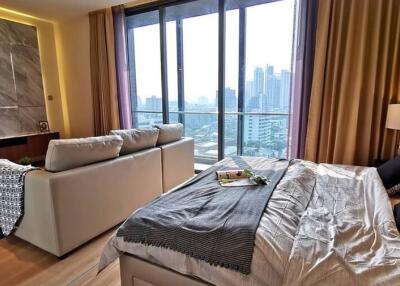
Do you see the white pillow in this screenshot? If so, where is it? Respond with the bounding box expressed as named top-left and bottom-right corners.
top-left (45, 135), bottom-right (123, 172)
top-left (154, 123), bottom-right (183, 145)
top-left (110, 128), bottom-right (159, 155)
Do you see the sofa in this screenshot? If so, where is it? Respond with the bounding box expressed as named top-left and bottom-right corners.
top-left (14, 124), bottom-right (195, 257)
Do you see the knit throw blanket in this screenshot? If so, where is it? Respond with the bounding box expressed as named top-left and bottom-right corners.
top-left (117, 157), bottom-right (289, 274)
top-left (0, 160), bottom-right (38, 238)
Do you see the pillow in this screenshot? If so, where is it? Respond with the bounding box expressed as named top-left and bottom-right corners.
top-left (154, 123), bottom-right (184, 145)
top-left (110, 128), bottom-right (159, 155)
top-left (45, 135), bottom-right (123, 172)
top-left (377, 156), bottom-right (400, 189)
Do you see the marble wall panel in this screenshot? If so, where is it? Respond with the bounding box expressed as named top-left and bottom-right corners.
top-left (0, 107), bottom-right (21, 137)
top-left (0, 43), bottom-right (16, 107)
top-left (19, 106), bottom-right (47, 133)
top-left (0, 19), bottom-right (38, 48)
top-left (12, 45), bottom-right (44, 107)
top-left (0, 18), bottom-right (46, 138)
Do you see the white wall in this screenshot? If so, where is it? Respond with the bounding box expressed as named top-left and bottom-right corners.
top-left (55, 16), bottom-right (94, 138)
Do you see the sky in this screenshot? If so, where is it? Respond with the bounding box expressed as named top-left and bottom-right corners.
top-left (132, 0), bottom-right (296, 106)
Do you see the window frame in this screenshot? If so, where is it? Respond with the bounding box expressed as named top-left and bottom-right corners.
top-left (125, 0), bottom-right (297, 162)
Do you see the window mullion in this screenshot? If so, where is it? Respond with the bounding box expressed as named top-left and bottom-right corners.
top-left (237, 7), bottom-right (246, 155)
top-left (127, 28), bottom-right (138, 128)
top-left (218, 0), bottom-right (226, 161)
top-left (176, 19), bottom-right (185, 129)
top-left (159, 7), bottom-right (169, 124)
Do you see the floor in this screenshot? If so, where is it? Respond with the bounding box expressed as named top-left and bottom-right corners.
top-left (0, 227), bottom-right (120, 286)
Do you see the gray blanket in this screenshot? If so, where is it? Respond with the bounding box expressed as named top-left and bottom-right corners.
top-left (117, 157), bottom-right (289, 274)
top-left (0, 159), bottom-right (38, 238)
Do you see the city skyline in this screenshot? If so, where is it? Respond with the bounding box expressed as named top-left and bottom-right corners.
top-left (136, 64), bottom-right (292, 115)
top-left (134, 64), bottom-right (291, 162)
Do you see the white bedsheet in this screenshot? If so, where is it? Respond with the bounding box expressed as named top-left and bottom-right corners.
top-left (99, 160), bottom-right (400, 286)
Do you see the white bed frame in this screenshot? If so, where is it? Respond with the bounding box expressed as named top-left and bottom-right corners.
top-left (119, 254), bottom-right (211, 286)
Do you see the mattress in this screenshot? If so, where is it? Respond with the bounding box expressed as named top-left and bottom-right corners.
top-left (99, 159), bottom-right (400, 286)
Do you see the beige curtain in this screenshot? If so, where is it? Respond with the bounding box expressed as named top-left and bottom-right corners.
top-left (89, 8), bottom-right (120, 136)
top-left (305, 0), bottom-right (400, 166)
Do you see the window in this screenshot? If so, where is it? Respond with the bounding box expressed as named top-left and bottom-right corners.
top-left (127, 10), bottom-right (163, 129)
top-left (126, 0), bottom-right (297, 163)
top-left (166, 0), bottom-right (219, 164)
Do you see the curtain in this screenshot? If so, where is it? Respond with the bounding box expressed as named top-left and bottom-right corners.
top-left (113, 5), bottom-right (133, 129)
top-left (289, 0), bottom-right (318, 159)
top-left (89, 8), bottom-right (120, 136)
top-left (305, 0), bottom-right (400, 166)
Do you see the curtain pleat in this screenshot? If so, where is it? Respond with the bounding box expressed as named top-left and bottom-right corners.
top-left (113, 5), bottom-right (133, 129)
top-left (89, 8), bottom-right (120, 136)
top-left (305, 0), bottom-right (400, 166)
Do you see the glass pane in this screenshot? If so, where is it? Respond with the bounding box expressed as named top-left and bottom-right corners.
top-left (225, 9), bottom-right (239, 113)
top-left (244, 1), bottom-right (295, 113)
top-left (181, 2), bottom-right (218, 112)
top-left (169, 111), bottom-right (179, 123)
top-left (224, 114), bottom-right (238, 157)
top-left (126, 9), bottom-right (162, 129)
top-left (185, 113), bottom-right (218, 164)
top-left (242, 115), bottom-right (289, 157)
top-left (166, 0), bottom-right (219, 163)
top-left (135, 112), bottom-right (163, 129)
top-left (224, 9), bottom-right (239, 156)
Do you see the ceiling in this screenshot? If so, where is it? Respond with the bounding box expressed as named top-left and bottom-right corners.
top-left (0, 0), bottom-right (141, 22)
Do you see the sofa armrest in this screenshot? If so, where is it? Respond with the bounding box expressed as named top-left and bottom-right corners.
top-left (15, 170), bottom-right (60, 255)
top-left (160, 137), bottom-right (195, 192)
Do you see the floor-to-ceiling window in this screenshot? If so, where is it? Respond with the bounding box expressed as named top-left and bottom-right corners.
top-left (126, 0), bottom-right (297, 163)
top-left (127, 10), bottom-right (163, 128)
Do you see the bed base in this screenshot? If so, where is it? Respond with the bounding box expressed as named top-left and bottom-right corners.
top-left (120, 254), bottom-right (211, 286)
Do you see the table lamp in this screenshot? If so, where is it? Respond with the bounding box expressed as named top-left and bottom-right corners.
top-left (386, 104), bottom-right (400, 155)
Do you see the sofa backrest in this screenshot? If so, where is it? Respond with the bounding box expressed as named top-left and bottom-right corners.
top-left (17, 147), bottom-right (163, 256)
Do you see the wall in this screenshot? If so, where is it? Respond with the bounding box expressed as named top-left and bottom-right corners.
top-left (0, 8), bottom-right (65, 137)
top-left (55, 16), bottom-right (94, 138)
top-left (53, 0), bottom-right (157, 138)
top-left (0, 1), bottom-right (154, 139)
top-left (0, 18), bottom-right (47, 137)
top-left (0, 9), bottom-right (94, 139)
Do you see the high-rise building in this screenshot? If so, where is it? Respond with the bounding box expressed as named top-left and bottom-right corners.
top-left (224, 88), bottom-right (237, 111)
top-left (145, 95), bottom-right (162, 111)
top-left (272, 76), bottom-right (281, 109)
top-left (214, 88), bottom-right (237, 111)
top-left (253, 67), bottom-right (264, 111)
top-left (280, 70), bottom-right (291, 111)
top-left (245, 81), bottom-right (255, 111)
top-left (263, 65), bottom-right (274, 112)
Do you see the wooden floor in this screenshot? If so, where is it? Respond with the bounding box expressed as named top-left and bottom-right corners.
top-left (0, 227), bottom-right (120, 286)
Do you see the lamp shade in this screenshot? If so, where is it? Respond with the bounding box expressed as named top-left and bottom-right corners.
top-left (386, 104), bottom-right (400, 130)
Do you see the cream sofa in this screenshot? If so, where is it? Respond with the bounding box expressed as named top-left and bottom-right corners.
top-left (14, 128), bottom-right (194, 257)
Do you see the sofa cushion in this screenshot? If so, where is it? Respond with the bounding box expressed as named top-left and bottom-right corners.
top-left (110, 128), bottom-right (159, 155)
top-left (45, 135), bottom-right (123, 172)
top-left (154, 123), bottom-right (183, 145)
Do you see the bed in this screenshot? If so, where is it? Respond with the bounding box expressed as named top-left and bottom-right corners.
top-left (99, 157), bottom-right (400, 286)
